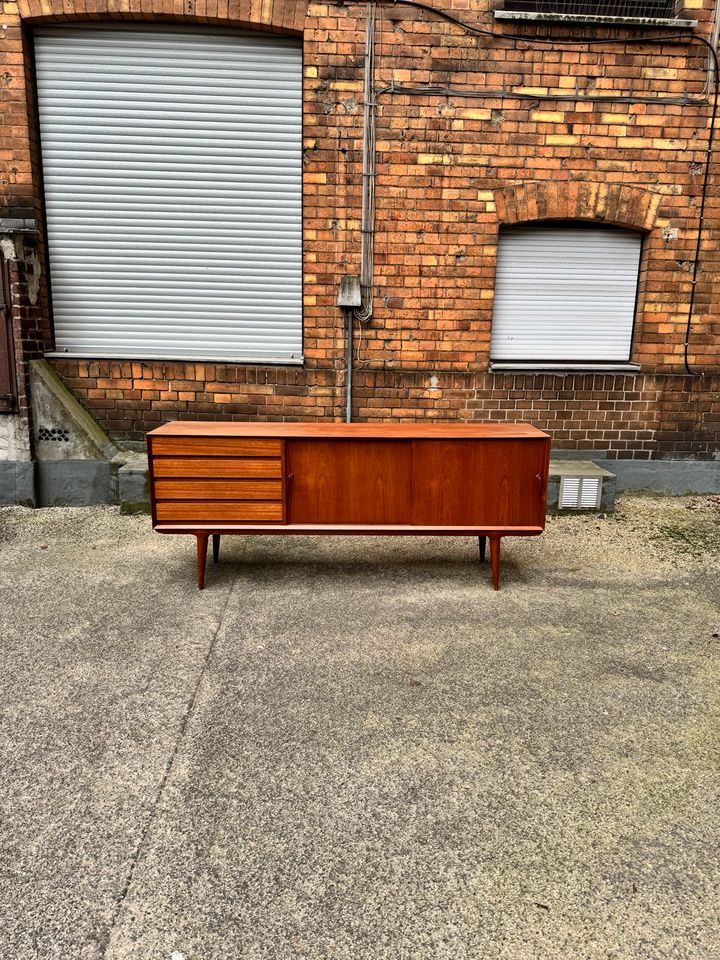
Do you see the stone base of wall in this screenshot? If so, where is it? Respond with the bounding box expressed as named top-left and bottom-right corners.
top-left (0, 460), bottom-right (36, 506)
top-left (49, 361), bottom-right (720, 461)
top-left (611, 459), bottom-right (720, 495)
top-left (1, 454), bottom-right (718, 508)
top-left (0, 457), bottom-right (141, 507)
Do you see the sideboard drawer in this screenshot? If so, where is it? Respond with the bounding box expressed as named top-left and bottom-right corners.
top-left (154, 480), bottom-right (283, 501)
top-left (150, 435), bottom-right (285, 525)
top-left (152, 437), bottom-right (282, 458)
top-left (155, 501), bottom-right (283, 522)
top-left (153, 457), bottom-right (283, 479)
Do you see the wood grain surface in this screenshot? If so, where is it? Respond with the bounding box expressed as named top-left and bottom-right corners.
top-left (154, 480), bottom-right (283, 501)
top-left (287, 439), bottom-right (412, 524)
top-left (152, 437), bottom-right (282, 457)
top-left (410, 439), bottom-right (548, 527)
top-left (149, 421), bottom-right (549, 440)
top-left (155, 501), bottom-right (283, 522)
top-left (152, 457), bottom-right (283, 479)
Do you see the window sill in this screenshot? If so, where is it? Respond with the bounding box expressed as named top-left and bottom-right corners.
top-left (489, 362), bottom-right (641, 373)
top-left (44, 351), bottom-right (305, 366)
top-left (493, 10), bottom-right (697, 28)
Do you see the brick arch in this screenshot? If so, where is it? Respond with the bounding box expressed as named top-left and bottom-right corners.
top-left (494, 181), bottom-right (662, 232)
top-left (18, 0), bottom-right (306, 34)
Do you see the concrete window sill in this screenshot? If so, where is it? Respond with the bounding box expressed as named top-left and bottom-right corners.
top-left (44, 351), bottom-right (305, 366)
top-left (489, 362), bottom-right (642, 373)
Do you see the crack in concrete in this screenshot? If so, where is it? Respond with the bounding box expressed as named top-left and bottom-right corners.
top-left (100, 548), bottom-right (244, 959)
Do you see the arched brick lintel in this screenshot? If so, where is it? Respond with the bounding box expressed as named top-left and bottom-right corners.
top-left (17, 0), bottom-right (306, 35)
top-left (494, 181), bottom-right (662, 233)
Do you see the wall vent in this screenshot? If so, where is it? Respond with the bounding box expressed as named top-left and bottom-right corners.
top-left (503, 0), bottom-right (677, 18)
top-left (38, 426), bottom-right (70, 442)
top-left (559, 476), bottom-right (602, 510)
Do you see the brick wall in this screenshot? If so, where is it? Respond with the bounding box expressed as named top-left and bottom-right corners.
top-left (50, 359), bottom-right (720, 459)
top-left (1, 0), bottom-right (719, 458)
top-left (0, 235), bottom-right (43, 459)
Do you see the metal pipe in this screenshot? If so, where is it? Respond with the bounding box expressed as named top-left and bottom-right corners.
top-left (702, 0), bottom-right (720, 95)
top-left (345, 307), bottom-right (354, 422)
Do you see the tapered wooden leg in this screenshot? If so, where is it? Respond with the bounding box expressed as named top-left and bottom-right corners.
top-left (212, 534), bottom-right (221, 564)
top-left (196, 533), bottom-right (209, 590)
top-left (489, 536), bottom-right (501, 591)
top-left (478, 535), bottom-right (486, 563)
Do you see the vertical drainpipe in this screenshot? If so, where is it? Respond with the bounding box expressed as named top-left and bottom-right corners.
top-left (707, 0), bottom-right (720, 93)
top-left (338, 276), bottom-right (362, 422)
top-left (345, 307), bottom-right (353, 422)
top-left (337, 1), bottom-right (377, 422)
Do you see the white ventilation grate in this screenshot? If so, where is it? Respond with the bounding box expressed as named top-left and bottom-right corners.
top-left (559, 476), bottom-right (602, 510)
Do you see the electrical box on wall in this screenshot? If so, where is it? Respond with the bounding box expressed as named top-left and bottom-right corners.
top-left (337, 276), bottom-right (362, 308)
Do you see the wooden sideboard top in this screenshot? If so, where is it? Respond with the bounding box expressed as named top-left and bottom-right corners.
top-left (148, 421), bottom-right (550, 440)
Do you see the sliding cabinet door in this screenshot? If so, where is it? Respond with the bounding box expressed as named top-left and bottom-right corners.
top-left (411, 439), bottom-right (548, 527)
top-left (287, 440), bottom-right (411, 525)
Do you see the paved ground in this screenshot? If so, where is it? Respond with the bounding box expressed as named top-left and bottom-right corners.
top-left (1, 495), bottom-right (719, 960)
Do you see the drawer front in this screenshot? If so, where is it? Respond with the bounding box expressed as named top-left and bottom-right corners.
top-left (155, 501), bottom-right (283, 522)
top-left (152, 457), bottom-right (283, 479)
top-left (152, 437), bottom-right (282, 458)
top-left (150, 435), bottom-right (285, 524)
top-left (154, 480), bottom-right (283, 501)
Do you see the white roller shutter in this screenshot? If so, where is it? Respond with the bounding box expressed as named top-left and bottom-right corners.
top-left (33, 24), bottom-right (302, 362)
top-left (490, 225), bottom-right (642, 362)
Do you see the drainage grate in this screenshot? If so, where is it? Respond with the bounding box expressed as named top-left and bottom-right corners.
top-left (559, 476), bottom-right (602, 510)
top-left (38, 426), bottom-right (70, 442)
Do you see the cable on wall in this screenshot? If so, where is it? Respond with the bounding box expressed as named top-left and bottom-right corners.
top-left (351, 0), bottom-right (719, 375)
top-left (354, 0), bottom-right (378, 324)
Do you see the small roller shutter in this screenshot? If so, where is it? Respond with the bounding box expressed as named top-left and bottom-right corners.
top-left (490, 225), bottom-right (642, 362)
top-left (33, 24), bottom-right (302, 362)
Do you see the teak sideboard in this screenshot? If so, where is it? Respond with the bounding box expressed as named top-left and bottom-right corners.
top-left (147, 422), bottom-right (551, 590)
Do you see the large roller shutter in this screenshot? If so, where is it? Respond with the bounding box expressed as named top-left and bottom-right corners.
top-left (490, 225), bottom-right (642, 362)
top-left (33, 25), bottom-right (302, 362)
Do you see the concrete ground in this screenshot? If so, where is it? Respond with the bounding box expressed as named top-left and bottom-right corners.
top-left (1, 496), bottom-right (719, 960)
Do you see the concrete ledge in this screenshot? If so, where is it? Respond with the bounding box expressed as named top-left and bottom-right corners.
top-left (550, 460), bottom-right (615, 480)
top-left (116, 455), bottom-right (151, 514)
top-left (612, 459), bottom-right (720, 495)
top-left (490, 363), bottom-right (641, 374)
top-left (551, 448), bottom-right (609, 461)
